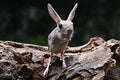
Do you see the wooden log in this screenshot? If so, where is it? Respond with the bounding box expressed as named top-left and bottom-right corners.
top-left (0, 37), bottom-right (118, 80)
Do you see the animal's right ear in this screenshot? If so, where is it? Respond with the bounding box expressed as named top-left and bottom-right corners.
top-left (48, 3), bottom-right (62, 23)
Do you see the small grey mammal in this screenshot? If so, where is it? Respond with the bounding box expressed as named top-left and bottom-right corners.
top-left (43, 3), bottom-right (78, 76)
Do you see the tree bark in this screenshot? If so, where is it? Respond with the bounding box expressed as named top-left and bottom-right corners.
top-left (0, 37), bottom-right (119, 80)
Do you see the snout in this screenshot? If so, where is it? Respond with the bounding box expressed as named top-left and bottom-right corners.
top-left (67, 29), bottom-right (72, 34)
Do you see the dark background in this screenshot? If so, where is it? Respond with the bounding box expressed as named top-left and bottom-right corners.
top-left (0, 0), bottom-right (120, 46)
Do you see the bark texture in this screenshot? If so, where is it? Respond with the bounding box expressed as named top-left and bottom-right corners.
top-left (0, 37), bottom-right (119, 80)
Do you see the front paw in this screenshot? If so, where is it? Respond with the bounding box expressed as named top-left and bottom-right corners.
top-left (63, 38), bottom-right (69, 42)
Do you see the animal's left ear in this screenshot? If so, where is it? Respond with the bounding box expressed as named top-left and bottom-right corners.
top-left (67, 3), bottom-right (78, 21)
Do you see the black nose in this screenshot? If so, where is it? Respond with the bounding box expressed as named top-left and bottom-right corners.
top-left (67, 29), bottom-right (72, 33)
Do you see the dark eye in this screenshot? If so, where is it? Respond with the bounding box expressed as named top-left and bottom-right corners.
top-left (58, 24), bottom-right (62, 29)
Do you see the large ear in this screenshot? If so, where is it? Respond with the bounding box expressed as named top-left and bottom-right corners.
top-left (48, 3), bottom-right (62, 23)
top-left (67, 3), bottom-right (78, 21)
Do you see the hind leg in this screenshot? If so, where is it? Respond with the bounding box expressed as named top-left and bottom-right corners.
top-left (43, 53), bottom-right (53, 76)
top-left (60, 52), bottom-right (66, 68)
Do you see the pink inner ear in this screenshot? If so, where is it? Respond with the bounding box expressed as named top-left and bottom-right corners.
top-left (55, 18), bottom-right (61, 23)
top-left (67, 3), bottom-right (78, 21)
top-left (48, 3), bottom-right (62, 23)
